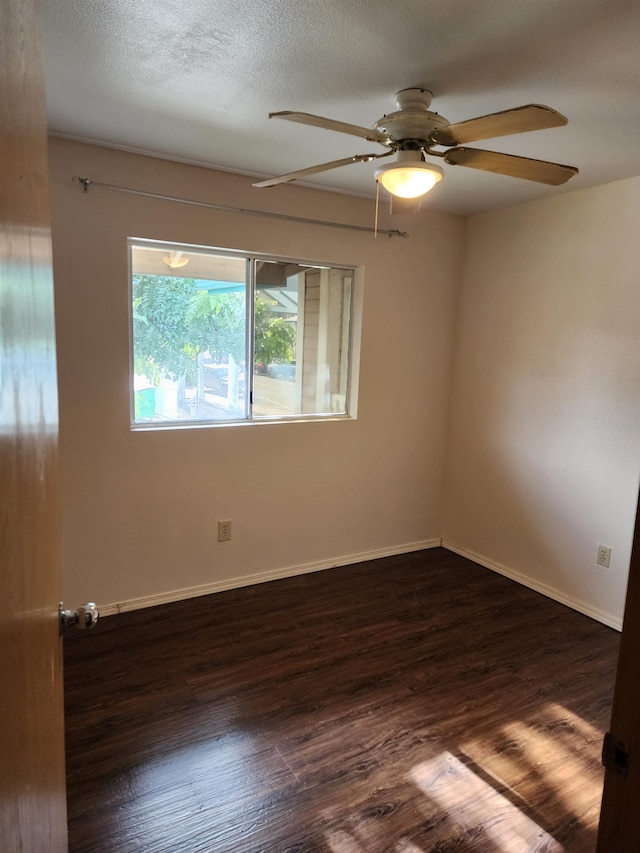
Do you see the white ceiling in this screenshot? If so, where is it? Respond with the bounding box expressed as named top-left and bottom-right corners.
top-left (41, 0), bottom-right (640, 216)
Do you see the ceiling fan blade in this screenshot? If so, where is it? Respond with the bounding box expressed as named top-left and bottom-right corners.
top-left (269, 111), bottom-right (390, 145)
top-left (443, 147), bottom-right (578, 185)
top-left (253, 152), bottom-right (391, 188)
top-left (433, 104), bottom-right (568, 147)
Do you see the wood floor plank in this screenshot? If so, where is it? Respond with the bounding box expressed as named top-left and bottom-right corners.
top-left (64, 548), bottom-right (619, 852)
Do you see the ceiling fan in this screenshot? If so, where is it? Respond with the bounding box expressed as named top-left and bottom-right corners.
top-left (253, 88), bottom-right (578, 199)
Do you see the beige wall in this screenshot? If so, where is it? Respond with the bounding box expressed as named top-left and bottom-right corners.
top-left (49, 138), bottom-right (464, 612)
top-left (50, 139), bottom-right (639, 626)
top-left (443, 178), bottom-right (640, 627)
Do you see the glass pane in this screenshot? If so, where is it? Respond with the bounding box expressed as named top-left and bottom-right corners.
top-left (131, 243), bottom-right (247, 424)
top-left (252, 260), bottom-right (352, 418)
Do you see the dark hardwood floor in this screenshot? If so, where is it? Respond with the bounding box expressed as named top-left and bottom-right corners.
top-left (64, 548), bottom-right (619, 853)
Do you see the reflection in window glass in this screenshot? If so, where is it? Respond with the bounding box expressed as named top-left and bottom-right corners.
top-left (253, 260), bottom-right (352, 418)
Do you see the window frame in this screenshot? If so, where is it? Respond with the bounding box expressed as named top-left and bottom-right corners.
top-left (128, 237), bottom-right (358, 430)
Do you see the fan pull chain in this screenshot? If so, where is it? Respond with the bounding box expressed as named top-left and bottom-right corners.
top-left (374, 180), bottom-right (380, 238)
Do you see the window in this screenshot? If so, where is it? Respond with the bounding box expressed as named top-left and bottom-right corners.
top-left (130, 239), bottom-right (355, 426)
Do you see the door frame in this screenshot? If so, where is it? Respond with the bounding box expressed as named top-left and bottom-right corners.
top-left (597, 490), bottom-right (640, 850)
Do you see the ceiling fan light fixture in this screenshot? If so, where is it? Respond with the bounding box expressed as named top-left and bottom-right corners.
top-left (163, 251), bottom-right (190, 269)
top-left (375, 151), bottom-right (444, 199)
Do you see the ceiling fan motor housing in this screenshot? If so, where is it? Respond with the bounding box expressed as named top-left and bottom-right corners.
top-left (374, 111), bottom-right (450, 146)
top-left (374, 88), bottom-right (449, 146)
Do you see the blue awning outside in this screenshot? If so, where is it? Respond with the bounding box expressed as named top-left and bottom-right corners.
top-left (194, 280), bottom-right (298, 315)
top-left (194, 279), bottom-right (243, 294)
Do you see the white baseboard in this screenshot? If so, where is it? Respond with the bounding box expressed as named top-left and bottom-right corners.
top-left (442, 539), bottom-right (623, 631)
top-left (97, 538), bottom-right (623, 631)
top-left (99, 538), bottom-right (442, 617)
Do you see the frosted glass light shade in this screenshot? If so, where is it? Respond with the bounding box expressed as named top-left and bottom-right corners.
top-left (375, 154), bottom-right (443, 199)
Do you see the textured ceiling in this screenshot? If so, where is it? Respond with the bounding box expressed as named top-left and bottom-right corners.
top-left (41, 0), bottom-right (640, 215)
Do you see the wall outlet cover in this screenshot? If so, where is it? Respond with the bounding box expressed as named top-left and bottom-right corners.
top-left (218, 520), bottom-right (232, 542)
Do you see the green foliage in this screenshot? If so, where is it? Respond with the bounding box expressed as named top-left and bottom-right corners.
top-left (132, 278), bottom-right (296, 387)
top-left (254, 297), bottom-right (296, 366)
top-left (132, 276), bottom-right (244, 384)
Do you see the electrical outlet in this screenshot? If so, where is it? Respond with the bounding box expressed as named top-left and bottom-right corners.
top-left (218, 520), bottom-right (232, 542)
top-left (596, 544), bottom-right (611, 568)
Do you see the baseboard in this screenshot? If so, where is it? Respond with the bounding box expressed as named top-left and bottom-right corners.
top-left (442, 540), bottom-right (623, 631)
top-left (99, 538), bottom-right (443, 616)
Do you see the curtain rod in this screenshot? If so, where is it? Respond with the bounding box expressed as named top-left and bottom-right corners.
top-left (73, 177), bottom-right (408, 238)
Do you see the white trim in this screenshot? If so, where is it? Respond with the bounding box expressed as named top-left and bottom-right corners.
top-left (97, 538), bottom-right (624, 630)
top-left (442, 540), bottom-right (623, 631)
top-left (98, 539), bottom-right (442, 616)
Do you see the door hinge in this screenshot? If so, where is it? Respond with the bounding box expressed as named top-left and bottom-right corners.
top-left (602, 731), bottom-right (630, 778)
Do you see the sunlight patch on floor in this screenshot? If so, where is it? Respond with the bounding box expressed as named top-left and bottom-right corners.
top-left (394, 840), bottom-right (427, 852)
top-left (410, 752), bottom-right (564, 852)
top-left (326, 829), bottom-right (427, 853)
top-left (462, 702), bottom-right (602, 827)
top-left (326, 829), bottom-right (367, 852)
